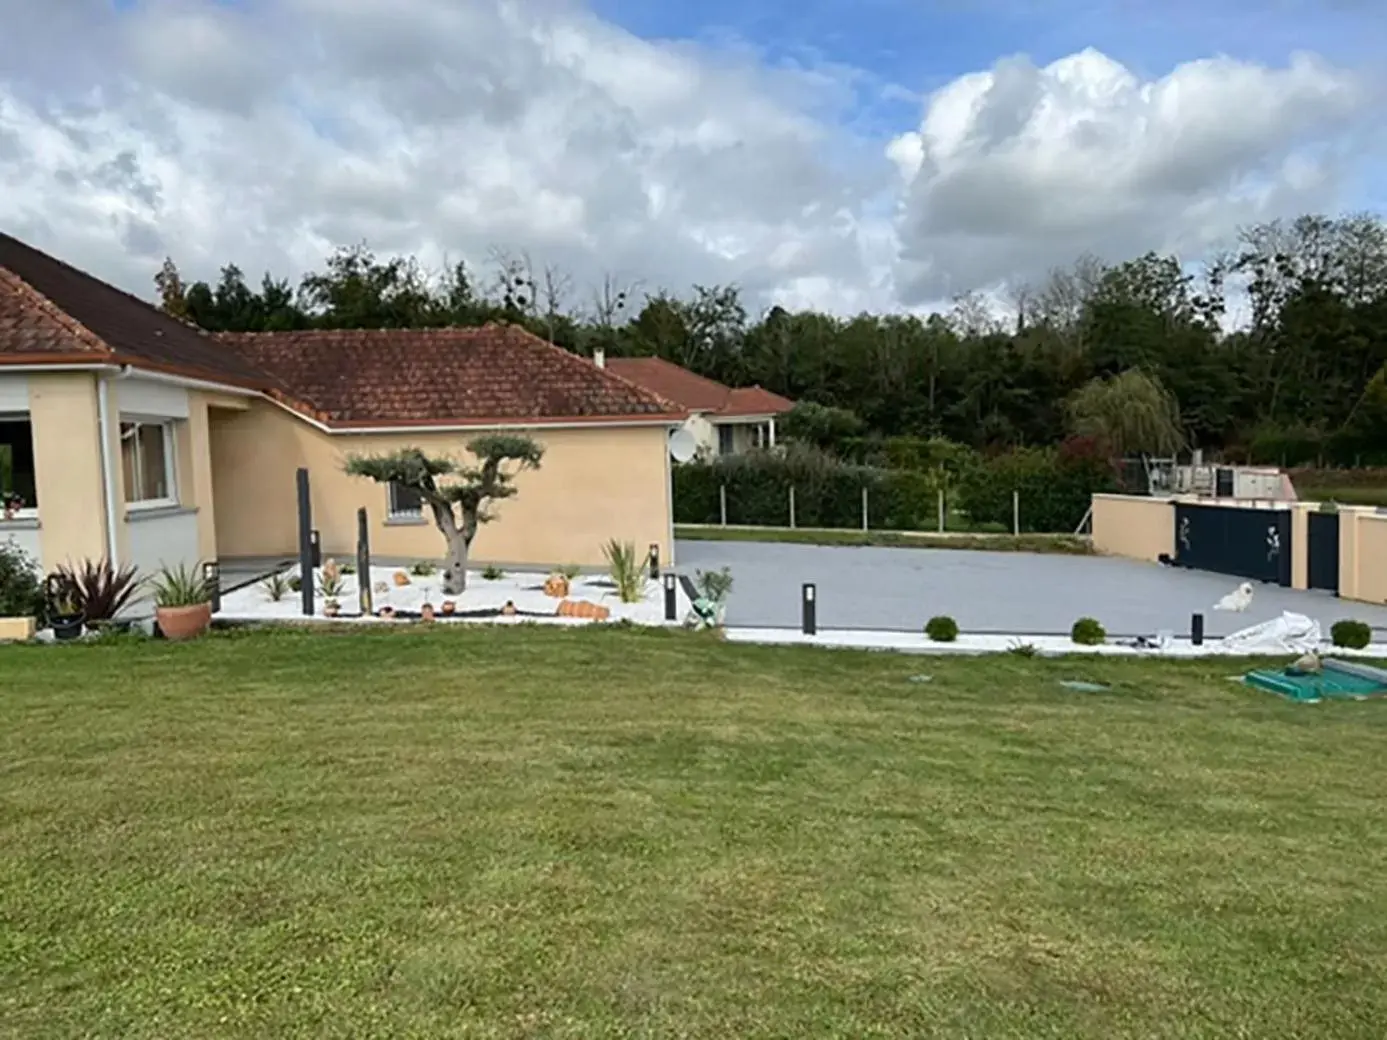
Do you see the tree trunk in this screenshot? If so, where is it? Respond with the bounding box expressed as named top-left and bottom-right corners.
top-left (441, 529), bottom-right (469, 595)
top-left (428, 500), bottom-right (470, 595)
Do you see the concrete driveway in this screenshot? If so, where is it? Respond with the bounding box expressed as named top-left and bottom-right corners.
top-left (675, 539), bottom-right (1387, 638)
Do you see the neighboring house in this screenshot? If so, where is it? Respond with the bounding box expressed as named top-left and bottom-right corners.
top-left (601, 354), bottom-right (793, 458)
top-left (0, 233), bottom-right (686, 582)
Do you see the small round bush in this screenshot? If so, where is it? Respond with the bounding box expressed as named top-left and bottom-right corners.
top-left (925, 615), bottom-right (958, 642)
top-left (1331, 619), bottom-right (1372, 650)
top-left (0, 541), bottom-right (45, 622)
top-left (1071, 617), bottom-right (1106, 646)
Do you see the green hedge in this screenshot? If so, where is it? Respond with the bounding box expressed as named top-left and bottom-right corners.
top-left (673, 449), bottom-right (942, 530)
top-left (838, 436), bottom-right (977, 481)
top-left (674, 444), bottom-right (1115, 534)
top-left (958, 446), bottom-right (1117, 534)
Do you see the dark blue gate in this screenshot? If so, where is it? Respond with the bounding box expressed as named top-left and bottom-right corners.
top-left (1173, 503), bottom-right (1292, 586)
top-left (1307, 511), bottom-right (1340, 593)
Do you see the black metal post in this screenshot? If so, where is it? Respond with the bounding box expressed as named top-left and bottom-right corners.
top-left (802, 583), bottom-right (817, 635)
top-left (1191, 612), bottom-right (1204, 646)
top-left (310, 529), bottom-right (322, 568)
top-left (648, 543), bottom-right (660, 581)
top-left (356, 507), bottom-right (372, 616)
top-left (296, 468), bottom-right (314, 616)
top-left (663, 573), bottom-right (677, 621)
top-left (203, 560), bottom-right (221, 614)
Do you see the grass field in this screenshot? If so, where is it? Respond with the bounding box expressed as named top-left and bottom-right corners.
top-left (1291, 468), bottom-right (1387, 507)
top-left (3, 626), bottom-right (1386, 1038)
top-left (675, 524), bottom-right (1094, 554)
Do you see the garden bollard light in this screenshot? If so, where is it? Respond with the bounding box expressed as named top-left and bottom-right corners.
top-left (296, 467), bottom-right (314, 617)
top-left (802, 583), bottom-right (817, 636)
top-left (663, 573), bottom-right (677, 621)
top-left (1191, 612), bottom-right (1205, 646)
top-left (203, 560), bottom-right (221, 614)
top-left (310, 529), bottom-right (322, 568)
top-left (649, 543), bottom-right (660, 581)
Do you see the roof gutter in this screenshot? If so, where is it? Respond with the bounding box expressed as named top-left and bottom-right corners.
top-left (110, 365), bottom-right (261, 397)
top-left (0, 363), bottom-right (123, 373)
top-left (263, 394), bottom-right (686, 435)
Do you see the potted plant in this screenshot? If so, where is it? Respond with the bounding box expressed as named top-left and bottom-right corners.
top-left (2, 491), bottom-right (23, 521)
top-left (318, 559), bottom-right (345, 618)
top-left (420, 602), bottom-right (436, 622)
top-left (55, 558), bottom-right (140, 633)
top-left (0, 540), bottom-right (45, 641)
top-left (689, 566), bottom-right (734, 630)
top-left (45, 572), bottom-right (85, 641)
top-left (149, 562), bottom-right (213, 641)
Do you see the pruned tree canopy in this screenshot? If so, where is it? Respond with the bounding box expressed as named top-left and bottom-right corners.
top-left (345, 436), bottom-right (543, 594)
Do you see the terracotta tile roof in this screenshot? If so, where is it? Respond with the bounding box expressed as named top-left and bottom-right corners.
top-left (0, 232), bottom-right (268, 387)
top-left (721, 385), bottom-right (796, 418)
top-left (219, 325), bottom-right (686, 427)
top-left (605, 355), bottom-right (794, 418)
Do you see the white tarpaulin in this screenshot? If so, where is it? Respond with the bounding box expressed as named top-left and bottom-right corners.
top-left (1220, 611), bottom-right (1323, 654)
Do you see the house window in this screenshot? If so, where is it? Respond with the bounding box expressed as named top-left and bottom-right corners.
top-left (388, 482), bottom-right (424, 519)
top-left (718, 424), bottom-right (735, 456)
top-left (0, 417), bottom-right (38, 513)
top-left (120, 420), bottom-right (176, 506)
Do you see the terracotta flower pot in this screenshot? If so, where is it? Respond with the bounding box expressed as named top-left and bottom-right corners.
top-left (157, 603), bottom-right (211, 641)
top-left (420, 603), bottom-right (435, 622)
top-left (441, 601), bottom-right (456, 616)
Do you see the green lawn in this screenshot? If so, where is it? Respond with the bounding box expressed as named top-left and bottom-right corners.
top-left (3, 627), bottom-right (1386, 1038)
top-left (1290, 468), bottom-right (1387, 507)
top-left (676, 524), bottom-right (1094, 554)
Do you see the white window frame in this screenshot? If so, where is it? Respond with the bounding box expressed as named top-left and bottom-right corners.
top-left (0, 412), bottom-right (38, 520)
top-left (387, 481), bottom-right (425, 521)
top-left (120, 417), bottom-right (178, 510)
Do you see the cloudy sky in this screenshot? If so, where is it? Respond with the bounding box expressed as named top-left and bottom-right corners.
top-left (0, 0), bottom-right (1383, 316)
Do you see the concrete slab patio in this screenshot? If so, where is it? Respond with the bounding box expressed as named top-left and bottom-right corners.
top-left (675, 539), bottom-right (1387, 638)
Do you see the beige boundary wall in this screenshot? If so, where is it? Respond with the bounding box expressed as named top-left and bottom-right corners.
top-left (1339, 507), bottom-right (1387, 605)
top-left (1091, 493), bottom-right (1387, 604)
top-left (209, 399), bottom-right (675, 569)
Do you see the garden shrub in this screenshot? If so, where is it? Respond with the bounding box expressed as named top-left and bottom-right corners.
top-left (958, 445), bottom-right (1118, 534)
top-left (840, 436), bottom-right (978, 481)
top-left (1331, 619), bottom-right (1372, 650)
top-left (924, 615), bottom-right (958, 642)
top-left (672, 444), bottom-right (944, 531)
top-left (0, 539), bottom-right (45, 622)
top-left (1071, 617), bottom-right (1106, 645)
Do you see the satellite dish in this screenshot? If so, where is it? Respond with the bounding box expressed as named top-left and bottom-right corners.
top-left (668, 426), bottom-right (698, 463)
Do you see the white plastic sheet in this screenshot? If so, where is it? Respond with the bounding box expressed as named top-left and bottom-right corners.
top-left (1219, 611), bottom-right (1322, 654)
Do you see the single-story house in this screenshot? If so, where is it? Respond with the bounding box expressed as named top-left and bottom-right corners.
top-left (0, 232), bottom-right (686, 584)
top-left (600, 353), bottom-right (793, 458)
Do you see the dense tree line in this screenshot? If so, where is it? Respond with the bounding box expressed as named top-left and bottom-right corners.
top-left (157, 213), bottom-right (1387, 465)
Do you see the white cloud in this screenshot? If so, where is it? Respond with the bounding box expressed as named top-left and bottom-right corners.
top-left (0, 0), bottom-right (1378, 316)
top-left (890, 48), bottom-right (1375, 302)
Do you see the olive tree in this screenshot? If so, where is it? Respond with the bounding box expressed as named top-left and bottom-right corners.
top-left (345, 435), bottom-right (543, 594)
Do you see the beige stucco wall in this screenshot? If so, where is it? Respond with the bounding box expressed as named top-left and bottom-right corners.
top-left (28, 372), bottom-right (108, 572)
top-left (1090, 493), bottom-right (1175, 562)
top-left (1354, 515), bottom-right (1387, 604)
top-left (1289, 503), bottom-right (1313, 591)
top-left (210, 400), bottom-right (675, 568)
top-left (1339, 508), bottom-right (1387, 605)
